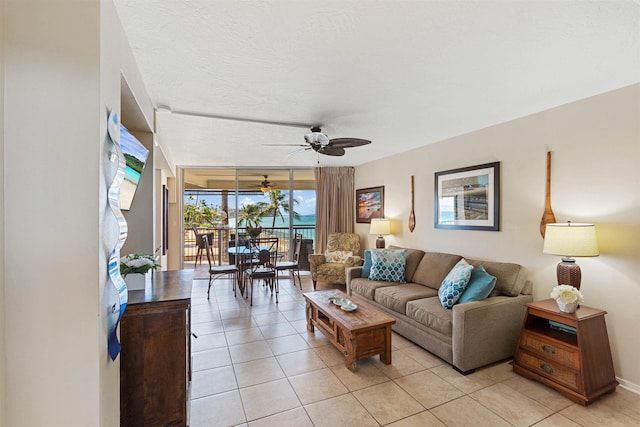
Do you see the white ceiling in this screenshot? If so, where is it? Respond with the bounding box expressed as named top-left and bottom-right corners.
top-left (113, 0), bottom-right (640, 169)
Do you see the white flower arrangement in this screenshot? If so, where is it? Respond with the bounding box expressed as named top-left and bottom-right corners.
top-left (120, 253), bottom-right (161, 278)
top-left (550, 284), bottom-right (584, 304)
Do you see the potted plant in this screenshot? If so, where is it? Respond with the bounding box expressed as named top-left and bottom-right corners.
top-left (550, 284), bottom-right (584, 313)
top-left (120, 252), bottom-right (161, 290)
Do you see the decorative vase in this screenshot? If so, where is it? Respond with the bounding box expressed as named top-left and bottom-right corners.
top-left (556, 299), bottom-right (578, 314)
top-left (124, 272), bottom-right (151, 291)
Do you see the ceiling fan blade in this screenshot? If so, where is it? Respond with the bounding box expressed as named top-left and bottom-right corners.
top-left (318, 146), bottom-right (345, 156)
top-left (263, 143), bottom-right (308, 147)
top-left (287, 147), bottom-right (311, 157)
top-left (328, 138), bottom-right (372, 148)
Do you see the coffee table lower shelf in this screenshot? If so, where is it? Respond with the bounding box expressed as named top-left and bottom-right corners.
top-left (303, 290), bottom-right (395, 371)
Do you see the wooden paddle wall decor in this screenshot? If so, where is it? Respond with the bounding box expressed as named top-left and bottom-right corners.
top-left (540, 151), bottom-right (557, 238)
top-left (409, 175), bottom-right (416, 232)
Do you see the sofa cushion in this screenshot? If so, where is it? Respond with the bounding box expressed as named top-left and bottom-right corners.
top-left (369, 249), bottom-right (407, 283)
top-left (465, 259), bottom-right (528, 297)
top-left (374, 283), bottom-right (438, 315)
top-left (325, 250), bottom-right (353, 263)
top-left (388, 246), bottom-right (425, 282)
top-left (350, 277), bottom-right (398, 300)
top-left (361, 250), bottom-right (373, 278)
top-left (458, 265), bottom-right (496, 304)
top-left (438, 259), bottom-right (473, 309)
top-left (412, 252), bottom-right (462, 290)
top-left (406, 297), bottom-right (453, 337)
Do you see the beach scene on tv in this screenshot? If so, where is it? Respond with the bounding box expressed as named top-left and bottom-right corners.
top-left (120, 125), bottom-right (149, 210)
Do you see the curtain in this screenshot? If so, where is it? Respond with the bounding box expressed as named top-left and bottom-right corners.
top-left (314, 166), bottom-right (355, 253)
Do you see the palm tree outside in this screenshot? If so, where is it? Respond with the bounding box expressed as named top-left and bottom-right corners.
top-left (237, 202), bottom-right (267, 228)
top-left (262, 190), bottom-right (299, 227)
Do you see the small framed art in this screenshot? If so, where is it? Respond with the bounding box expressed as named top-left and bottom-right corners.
top-left (356, 186), bottom-right (384, 223)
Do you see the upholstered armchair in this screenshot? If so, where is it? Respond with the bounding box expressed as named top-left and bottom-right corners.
top-left (309, 232), bottom-right (362, 290)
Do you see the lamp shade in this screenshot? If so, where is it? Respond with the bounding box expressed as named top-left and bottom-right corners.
top-left (543, 222), bottom-right (599, 257)
top-left (370, 219), bottom-right (391, 236)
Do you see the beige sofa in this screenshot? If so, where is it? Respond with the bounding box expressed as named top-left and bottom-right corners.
top-left (346, 247), bottom-right (533, 374)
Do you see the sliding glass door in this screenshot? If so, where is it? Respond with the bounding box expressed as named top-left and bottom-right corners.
top-left (182, 168), bottom-right (315, 266)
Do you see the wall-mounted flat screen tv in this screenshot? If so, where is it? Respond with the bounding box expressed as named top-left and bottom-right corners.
top-left (119, 125), bottom-right (149, 211)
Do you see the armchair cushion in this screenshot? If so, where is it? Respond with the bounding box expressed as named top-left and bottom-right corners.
top-left (325, 250), bottom-right (353, 263)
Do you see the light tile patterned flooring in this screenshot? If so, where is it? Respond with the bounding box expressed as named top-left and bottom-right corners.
top-left (188, 274), bottom-right (640, 426)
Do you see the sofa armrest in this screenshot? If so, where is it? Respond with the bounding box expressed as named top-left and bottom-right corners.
top-left (345, 266), bottom-right (363, 296)
top-left (451, 294), bottom-right (532, 373)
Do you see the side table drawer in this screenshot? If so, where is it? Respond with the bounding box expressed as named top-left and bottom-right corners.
top-left (521, 332), bottom-right (579, 369)
top-left (518, 351), bottom-right (580, 391)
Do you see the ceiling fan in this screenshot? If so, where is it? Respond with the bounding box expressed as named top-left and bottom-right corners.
top-left (266, 127), bottom-right (372, 156)
top-left (248, 175), bottom-right (278, 193)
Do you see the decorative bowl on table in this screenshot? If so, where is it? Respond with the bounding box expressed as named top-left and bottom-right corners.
top-left (329, 296), bottom-right (348, 306)
top-left (340, 301), bottom-right (358, 312)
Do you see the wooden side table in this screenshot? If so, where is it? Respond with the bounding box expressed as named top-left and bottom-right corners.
top-left (120, 270), bottom-right (193, 426)
top-left (512, 298), bottom-right (617, 406)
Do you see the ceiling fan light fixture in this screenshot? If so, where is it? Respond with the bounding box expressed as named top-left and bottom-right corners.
top-left (304, 131), bottom-right (330, 146)
top-left (260, 186), bottom-right (271, 193)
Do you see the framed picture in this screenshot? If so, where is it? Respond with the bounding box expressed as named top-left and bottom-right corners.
top-left (356, 186), bottom-right (385, 223)
top-left (434, 162), bottom-right (500, 231)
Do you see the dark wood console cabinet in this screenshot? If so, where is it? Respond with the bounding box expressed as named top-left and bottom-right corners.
top-left (512, 298), bottom-right (617, 406)
top-left (120, 270), bottom-right (193, 426)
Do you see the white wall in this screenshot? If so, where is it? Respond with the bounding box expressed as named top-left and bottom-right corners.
top-left (355, 84), bottom-right (640, 388)
top-left (4, 1), bottom-right (106, 425)
top-left (0, 0), bottom-right (6, 424)
top-left (2, 0), bottom-right (158, 425)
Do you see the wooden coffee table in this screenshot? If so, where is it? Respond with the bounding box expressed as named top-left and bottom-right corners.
top-left (303, 290), bottom-right (395, 371)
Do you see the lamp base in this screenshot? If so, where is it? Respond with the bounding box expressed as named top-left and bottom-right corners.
top-left (557, 257), bottom-right (582, 290)
top-left (376, 236), bottom-right (386, 249)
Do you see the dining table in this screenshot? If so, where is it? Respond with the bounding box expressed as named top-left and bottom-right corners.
top-left (227, 240), bottom-right (280, 298)
top-left (227, 245), bottom-right (255, 297)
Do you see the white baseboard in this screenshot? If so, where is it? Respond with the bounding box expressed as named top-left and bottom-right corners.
top-left (617, 377), bottom-right (640, 395)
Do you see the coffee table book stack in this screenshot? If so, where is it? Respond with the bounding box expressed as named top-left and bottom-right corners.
top-left (303, 290), bottom-right (395, 371)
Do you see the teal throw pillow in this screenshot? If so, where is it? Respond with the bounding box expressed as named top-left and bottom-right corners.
top-left (438, 259), bottom-right (473, 309)
top-left (361, 250), bottom-right (372, 278)
top-left (458, 265), bottom-right (497, 304)
top-left (369, 249), bottom-right (407, 283)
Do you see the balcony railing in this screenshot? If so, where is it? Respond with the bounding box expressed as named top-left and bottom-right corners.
top-left (184, 225), bottom-right (315, 265)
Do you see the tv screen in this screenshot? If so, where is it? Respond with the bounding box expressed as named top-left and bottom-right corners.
top-left (119, 125), bottom-right (149, 211)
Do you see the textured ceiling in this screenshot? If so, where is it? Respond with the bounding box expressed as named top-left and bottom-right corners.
top-left (113, 0), bottom-right (640, 168)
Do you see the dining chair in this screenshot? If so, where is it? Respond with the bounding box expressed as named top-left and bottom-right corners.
top-left (203, 234), bottom-right (239, 300)
top-left (275, 233), bottom-right (302, 290)
top-left (244, 237), bottom-right (279, 306)
top-left (193, 225), bottom-right (214, 265)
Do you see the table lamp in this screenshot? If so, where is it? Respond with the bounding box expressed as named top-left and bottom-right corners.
top-left (543, 222), bottom-right (599, 289)
top-left (370, 219), bottom-right (391, 248)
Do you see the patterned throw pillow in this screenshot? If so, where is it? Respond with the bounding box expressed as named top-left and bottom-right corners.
top-left (458, 265), bottom-right (496, 304)
top-left (369, 249), bottom-right (407, 283)
top-left (438, 259), bottom-right (473, 309)
top-left (325, 250), bottom-right (353, 263)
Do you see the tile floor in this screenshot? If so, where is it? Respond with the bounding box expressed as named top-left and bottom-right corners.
top-left (188, 273), bottom-right (640, 426)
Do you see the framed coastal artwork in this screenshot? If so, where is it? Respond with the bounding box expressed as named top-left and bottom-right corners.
top-left (356, 186), bottom-right (384, 223)
top-left (434, 162), bottom-right (500, 231)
